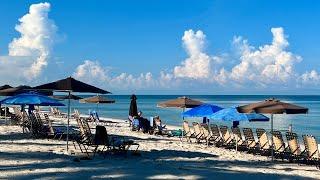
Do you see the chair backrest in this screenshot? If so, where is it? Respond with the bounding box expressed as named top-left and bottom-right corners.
top-left (75, 117), bottom-right (86, 138)
top-left (183, 121), bottom-right (190, 133)
top-left (286, 132), bottom-right (301, 155)
top-left (243, 128), bottom-right (256, 148)
top-left (220, 125), bottom-right (232, 143)
top-left (201, 123), bottom-right (210, 138)
top-left (272, 131), bottom-right (285, 152)
top-left (231, 127), bottom-right (242, 140)
top-left (210, 124), bottom-right (220, 137)
top-left (303, 135), bottom-right (319, 159)
top-left (256, 128), bottom-right (270, 150)
top-left (47, 118), bottom-right (55, 134)
top-left (94, 125), bottom-right (108, 145)
top-left (192, 122), bottom-right (202, 136)
top-left (81, 119), bottom-right (93, 137)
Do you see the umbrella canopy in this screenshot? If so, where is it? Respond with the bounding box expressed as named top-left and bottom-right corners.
top-left (52, 94), bottom-right (83, 100)
top-left (129, 94), bottom-right (138, 117)
top-left (0, 85), bottom-right (53, 96)
top-left (33, 76), bottom-right (110, 94)
top-left (0, 85), bottom-right (12, 90)
top-left (182, 104), bottom-right (223, 118)
top-left (210, 107), bottom-right (269, 122)
top-left (236, 98), bottom-right (308, 114)
top-left (0, 92), bottom-right (65, 106)
top-left (157, 96), bottom-right (203, 108)
top-left (80, 95), bottom-right (115, 104)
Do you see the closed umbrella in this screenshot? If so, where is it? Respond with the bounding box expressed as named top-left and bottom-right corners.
top-left (33, 76), bottom-right (110, 151)
top-left (237, 98), bottom-right (308, 160)
top-left (129, 94), bottom-right (138, 117)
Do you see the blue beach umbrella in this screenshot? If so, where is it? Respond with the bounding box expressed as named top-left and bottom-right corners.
top-left (0, 92), bottom-right (65, 106)
top-left (182, 104), bottom-right (223, 118)
top-left (210, 107), bottom-right (269, 122)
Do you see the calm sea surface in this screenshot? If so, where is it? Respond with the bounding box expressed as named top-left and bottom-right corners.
top-left (3, 95), bottom-right (319, 140)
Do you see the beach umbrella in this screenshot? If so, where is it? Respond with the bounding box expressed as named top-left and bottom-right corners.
top-left (1, 92), bottom-right (65, 133)
top-left (182, 104), bottom-right (223, 118)
top-left (0, 84), bottom-right (12, 90)
top-left (129, 94), bottom-right (138, 117)
top-left (0, 85), bottom-right (53, 96)
top-left (52, 94), bottom-right (83, 100)
top-left (80, 95), bottom-right (115, 114)
top-left (33, 76), bottom-right (110, 151)
top-left (210, 107), bottom-right (269, 152)
top-left (237, 98), bottom-right (308, 160)
top-left (158, 96), bottom-right (203, 109)
top-left (80, 95), bottom-right (115, 104)
top-left (210, 107), bottom-right (269, 122)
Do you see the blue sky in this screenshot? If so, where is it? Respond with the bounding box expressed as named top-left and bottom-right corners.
top-left (0, 0), bottom-right (319, 94)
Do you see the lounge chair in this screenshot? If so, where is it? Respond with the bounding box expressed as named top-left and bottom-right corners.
top-left (209, 124), bottom-right (223, 147)
top-left (231, 127), bottom-right (247, 151)
top-left (303, 135), bottom-right (320, 167)
top-left (286, 132), bottom-right (305, 162)
top-left (219, 125), bottom-right (235, 148)
top-left (256, 128), bottom-right (271, 155)
top-left (192, 122), bottom-right (204, 143)
top-left (201, 123), bottom-right (214, 146)
top-left (243, 128), bottom-right (259, 154)
top-left (271, 131), bottom-right (288, 160)
top-left (182, 121), bottom-right (195, 143)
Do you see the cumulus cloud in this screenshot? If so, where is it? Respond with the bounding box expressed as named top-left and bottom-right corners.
top-left (8, 2), bottom-right (57, 79)
top-left (173, 30), bottom-right (212, 79)
top-left (229, 27), bottom-right (302, 86)
top-left (299, 70), bottom-right (320, 85)
top-left (73, 60), bottom-right (108, 82)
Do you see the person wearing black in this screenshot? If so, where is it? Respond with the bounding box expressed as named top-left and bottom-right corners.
top-left (137, 111), bottom-right (150, 133)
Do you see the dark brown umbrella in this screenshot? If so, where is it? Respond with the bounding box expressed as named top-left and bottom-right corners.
top-left (237, 98), bottom-right (308, 161)
top-left (33, 76), bottom-right (110, 94)
top-left (0, 85), bottom-right (12, 90)
top-left (237, 98), bottom-right (308, 114)
top-left (157, 96), bottom-right (203, 109)
top-left (0, 85), bottom-right (53, 96)
top-left (129, 94), bottom-right (138, 117)
top-left (51, 94), bottom-right (83, 100)
top-left (33, 76), bottom-right (110, 152)
top-left (79, 95), bottom-right (115, 104)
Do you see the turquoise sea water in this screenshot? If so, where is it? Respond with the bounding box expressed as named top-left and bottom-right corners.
top-left (2, 95), bottom-right (318, 139)
top-left (52, 95), bottom-right (320, 140)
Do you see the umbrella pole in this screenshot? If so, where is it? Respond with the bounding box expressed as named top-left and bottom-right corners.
top-left (271, 114), bottom-right (274, 161)
top-left (67, 91), bottom-right (71, 152)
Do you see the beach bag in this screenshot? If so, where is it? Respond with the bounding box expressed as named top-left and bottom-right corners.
top-left (171, 129), bottom-right (183, 137)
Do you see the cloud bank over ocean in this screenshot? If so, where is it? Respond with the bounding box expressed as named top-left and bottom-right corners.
top-left (0, 2), bottom-right (319, 93)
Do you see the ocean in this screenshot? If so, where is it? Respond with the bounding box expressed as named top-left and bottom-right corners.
top-left (53, 95), bottom-right (320, 140)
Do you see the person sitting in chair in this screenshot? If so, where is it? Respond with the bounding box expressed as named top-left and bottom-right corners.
top-left (153, 116), bottom-right (166, 135)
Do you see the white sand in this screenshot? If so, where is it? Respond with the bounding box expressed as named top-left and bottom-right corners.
top-left (0, 116), bottom-right (320, 179)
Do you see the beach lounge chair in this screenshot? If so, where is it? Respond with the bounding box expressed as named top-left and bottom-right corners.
top-left (286, 132), bottom-right (305, 162)
top-left (219, 125), bottom-right (235, 148)
top-left (303, 135), bottom-right (320, 167)
top-left (271, 131), bottom-right (288, 160)
top-left (192, 122), bottom-right (204, 143)
top-left (182, 121), bottom-right (195, 143)
top-left (209, 124), bottom-right (223, 147)
top-left (201, 123), bottom-right (213, 146)
top-left (231, 127), bottom-right (247, 151)
top-left (243, 128), bottom-right (258, 154)
top-left (256, 128), bottom-right (271, 155)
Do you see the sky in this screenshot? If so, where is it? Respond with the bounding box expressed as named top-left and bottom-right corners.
top-left (0, 0), bottom-right (319, 94)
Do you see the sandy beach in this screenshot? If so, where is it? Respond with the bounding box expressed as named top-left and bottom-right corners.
top-left (0, 116), bottom-right (319, 179)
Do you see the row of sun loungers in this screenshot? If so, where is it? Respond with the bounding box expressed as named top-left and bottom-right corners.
top-left (183, 121), bottom-right (320, 167)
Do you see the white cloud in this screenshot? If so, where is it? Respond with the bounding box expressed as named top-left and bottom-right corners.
top-left (299, 70), bottom-right (320, 85)
top-left (229, 27), bottom-right (302, 86)
top-left (73, 60), bottom-right (108, 82)
top-left (173, 30), bottom-right (212, 79)
top-left (8, 2), bottom-right (57, 79)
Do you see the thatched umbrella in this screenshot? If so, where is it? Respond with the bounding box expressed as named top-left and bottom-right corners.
top-left (237, 98), bottom-right (308, 160)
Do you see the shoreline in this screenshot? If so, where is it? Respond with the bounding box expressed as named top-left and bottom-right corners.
top-left (0, 116), bottom-right (320, 179)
